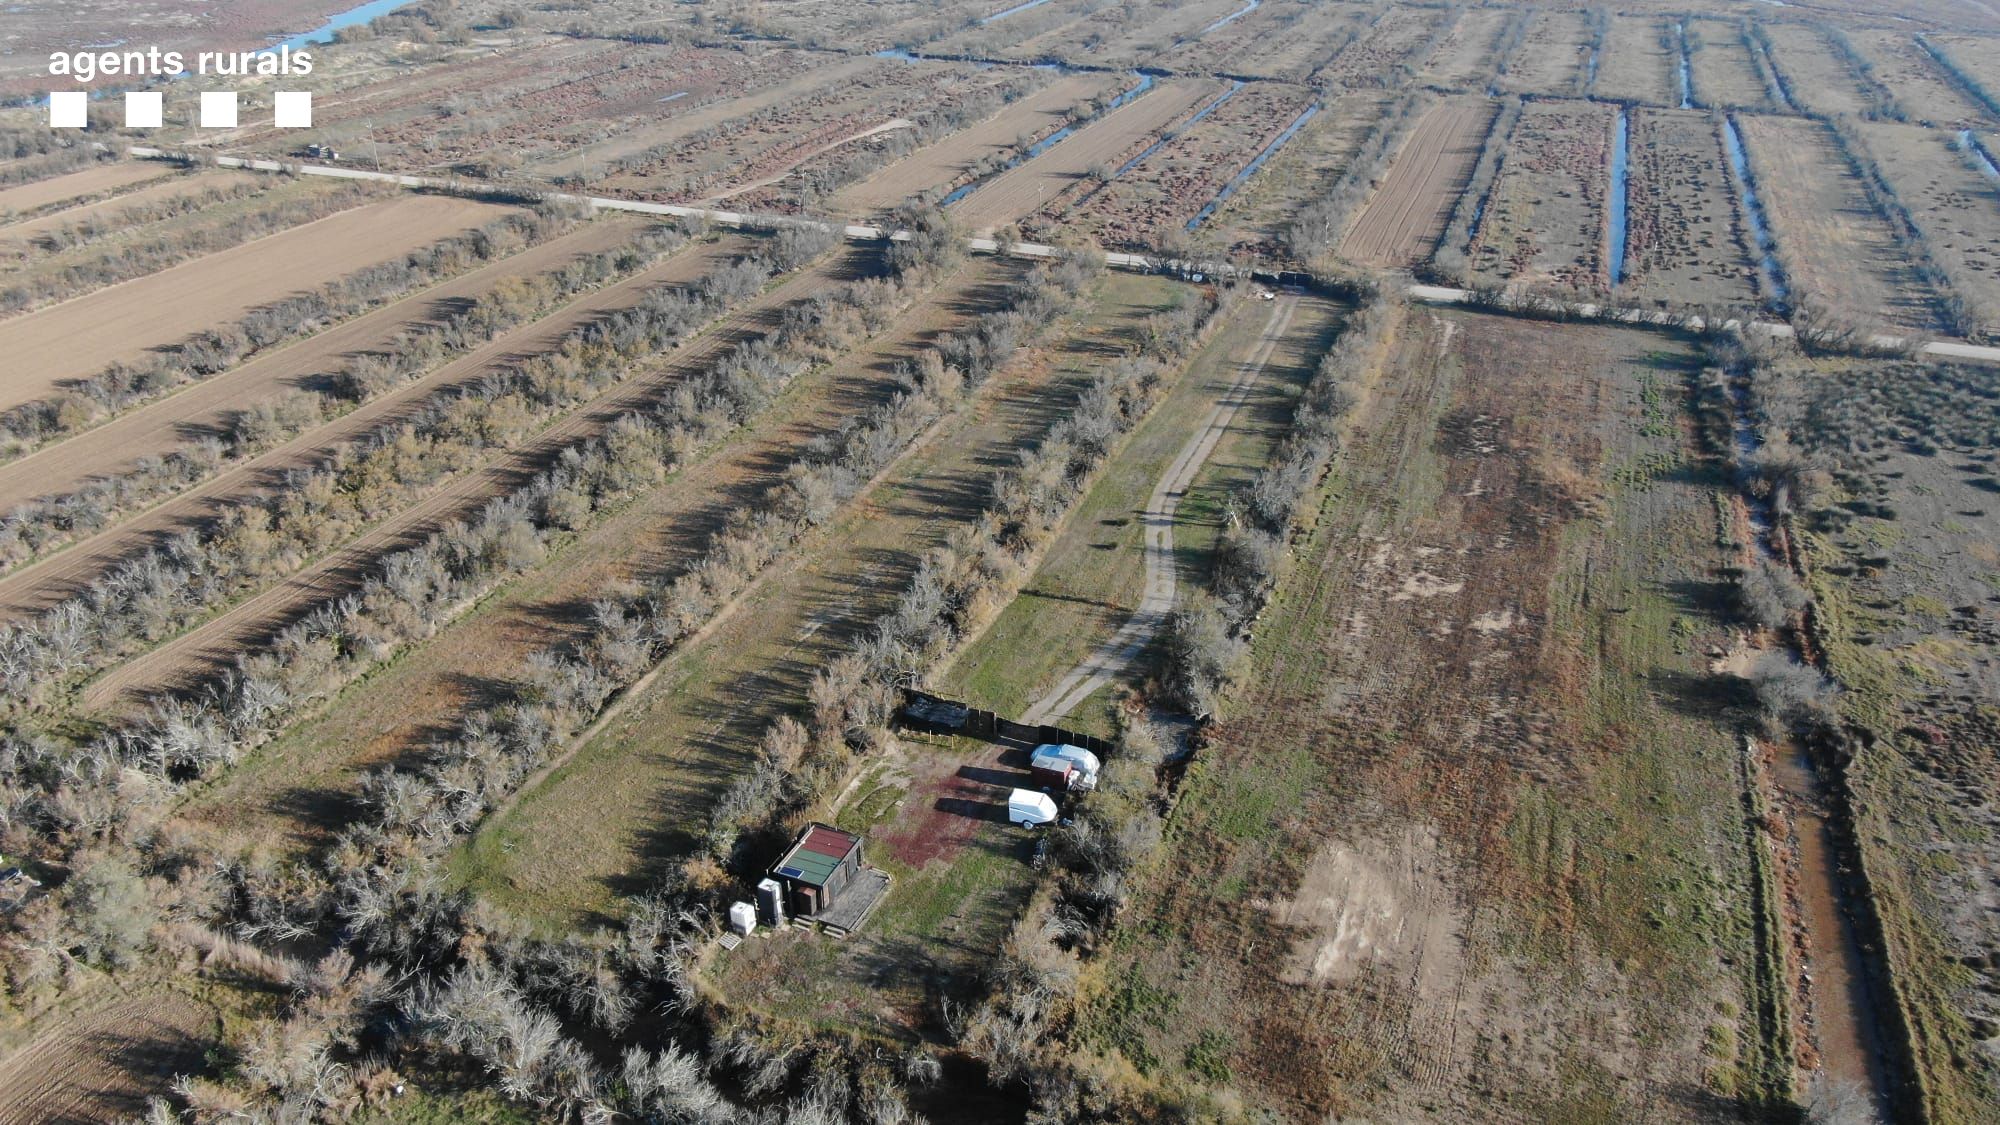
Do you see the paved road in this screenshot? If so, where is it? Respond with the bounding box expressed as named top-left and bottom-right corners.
top-left (1021, 293), bottom-right (1300, 725)
top-left (124, 148), bottom-right (2000, 367)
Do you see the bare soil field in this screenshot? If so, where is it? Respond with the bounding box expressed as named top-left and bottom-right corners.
top-left (1855, 121), bottom-right (2000, 336)
top-left (1757, 23), bottom-right (1880, 120)
top-left (1340, 98), bottom-right (1496, 268)
top-left (831, 74), bottom-right (1121, 216)
top-left (1619, 108), bottom-right (1759, 308)
top-left (1061, 82), bottom-right (1318, 249)
top-left (948, 79), bottom-right (1220, 236)
top-left (1072, 311), bottom-right (1777, 1119)
top-left (455, 271), bottom-right (1179, 929)
top-left (1494, 9), bottom-right (1592, 96)
top-left (176, 255), bottom-right (1020, 860)
top-left (1852, 29), bottom-right (1994, 127)
top-left (1687, 19), bottom-right (1776, 111)
top-left (71, 238), bottom-right (764, 707)
top-left (0, 170), bottom-right (258, 263)
top-left (0, 191), bottom-right (501, 416)
top-left (1197, 92), bottom-right (1392, 260)
top-left (0, 218), bottom-right (630, 522)
top-left (1738, 114), bottom-right (1947, 332)
top-left (1594, 15), bottom-right (1678, 107)
top-left (1315, 4), bottom-right (1452, 89)
top-left (0, 984), bottom-right (217, 1123)
top-left (1418, 8), bottom-right (1515, 91)
top-left (0, 162), bottom-right (175, 219)
top-left (0, 232), bottom-right (732, 624)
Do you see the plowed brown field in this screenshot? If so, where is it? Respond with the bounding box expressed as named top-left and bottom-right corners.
top-left (0, 162), bottom-right (173, 218)
top-left (1339, 99), bottom-right (1495, 268)
top-left (0, 192), bottom-right (502, 414)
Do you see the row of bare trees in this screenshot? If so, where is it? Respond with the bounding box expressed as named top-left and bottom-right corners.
top-left (0, 217), bottom-right (680, 573)
top-left (0, 224), bottom-right (717, 712)
top-left (1428, 97), bottom-right (1521, 283)
top-left (0, 199), bottom-right (593, 461)
top-left (25, 174), bottom-right (270, 256)
top-left (0, 179), bottom-right (391, 318)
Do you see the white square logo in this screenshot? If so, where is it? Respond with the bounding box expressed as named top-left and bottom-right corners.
top-left (124, 91), bottom-right (164, 129)
top-left (199, 91), bottom-right (238, 128)
top-left (48, 90), bottom-right (87, 129)
top-left (273, 90), bottom-right (312, 128)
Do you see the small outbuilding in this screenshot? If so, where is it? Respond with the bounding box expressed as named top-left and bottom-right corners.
top-left (769, 823), bottom-right (864, 918)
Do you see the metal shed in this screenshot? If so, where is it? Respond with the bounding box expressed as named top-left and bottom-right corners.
top-left (769, 823), bottom-right (864, 918)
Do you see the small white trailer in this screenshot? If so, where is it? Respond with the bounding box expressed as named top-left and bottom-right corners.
top-left (1008, 788), bottom-right (1058, 827)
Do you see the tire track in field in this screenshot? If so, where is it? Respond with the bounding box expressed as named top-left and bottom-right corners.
top-left (83, 251), bottom-right (854, 712)
top-left (1022, 292), bottom-right (1299, 724)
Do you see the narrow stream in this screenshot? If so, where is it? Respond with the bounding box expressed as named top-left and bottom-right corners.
top-left (1748, 34), bottom-right (1794, 111)
top-left (1722, 115), bottom-right (1789, 305)
top-left (1676, 23), bottom-right (1694, 109)
top-left (1114, 80), bottom-right (1243, 178)
top-left (1203, 0), bottom-right (1261, 35)
top-left (1607, 108), bottom-right (1630, 286)
top-left (1962, 130), bottom-right (2000, 184)
top-left (272, 0), bottom-right (414, 50)
top-left (1725, 381), bottom-right (1893, 1119)
top-left (1188, 101), bottom-right (1319, 230)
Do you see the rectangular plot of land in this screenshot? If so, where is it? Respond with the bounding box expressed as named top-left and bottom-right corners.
top-left (1340, 98), bottom-right (1495, 268)
top-left (1853, 29), bottom-right (1992, 127)
top-left (1618, 108), bottom-right (1758, 307)
top-left (948, 78), bottom-right (1220, 236)
top-left (1738, 114), bottom-right (1944, 332)
top-left (1856, 121), bottom-right (2000, 336)
top-left (1200, 92), bottom-right (1392, 260)
top-left (1759, 24), bottom-right (1878, 119)
top-left (1319, 5), bottom-right (1452, 88)
top-left (1594, 16), bottom-right (1678, 107)
top-left (0, 194), bottom-right (502, 414)
top-left (0, 161), bottom-right (172, 218)
top-left (1687, 19), bottom-right (1774, 111)
top-left (1418, 8), bottom-right (1513, 90)
top-left (1495, 10), bottom-right (1592, 96)
top-left (1466, 99), bottom-right (1616, 291)
top-left (831, 73), bottom-right (1120, 215)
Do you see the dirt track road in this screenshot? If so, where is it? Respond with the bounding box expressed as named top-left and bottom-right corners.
top-left (1022, 293), bottom-right (1299, 724)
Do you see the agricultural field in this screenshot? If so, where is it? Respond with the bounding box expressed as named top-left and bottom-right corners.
top-left (454, 269), bottom-right (1181, 929)
top-left (1493, 9), bottom-right (1593, 97)
top-left (1850, 29), bottom-right (1994, 128)
top-left (1737, 114), bottom-right (1947, 334)
top-left (1464, 99), bottom-right (1616, 293)
top-left (9, 0), bottom-right (2000, 1120)
top-left (1756, 22), bottom-right (1882, 120)
top-left (830, 73), bottom-right (1124, 217)
top-left (1058, 82), bottom-right (1319, 250)
top-left (1340, 97), bottom-right (1496, 268)
top-left (1314, 5), bottom-right (1452, 90)
top-left (1618, 108), bottom-right (1759, 309)
top-left (1853, 121), bottom-right (2000, 339)
top-left (1193, 92), bottom-right (1393, 261)
top-left (1687, 19), bottom-right (1777, 112)
top-left (1069, 310), bottom-right (1781, 1118)
top-left (1158, 0), bottom-right (1370, 82)
top-left (1591, 14), bottom-right (1678, 107)
top-left (948, 78), bottom-right (1221, 237)
top-left (0, 192), bottom-right (500, 416)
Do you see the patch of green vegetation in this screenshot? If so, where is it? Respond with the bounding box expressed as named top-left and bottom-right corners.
top-left (836, 767), bottom-right (907, 834)
top-left (1183, 1028), bottom-right (1235, 1085)
top-left (1082, 965), bottom-right (1180, 1075)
